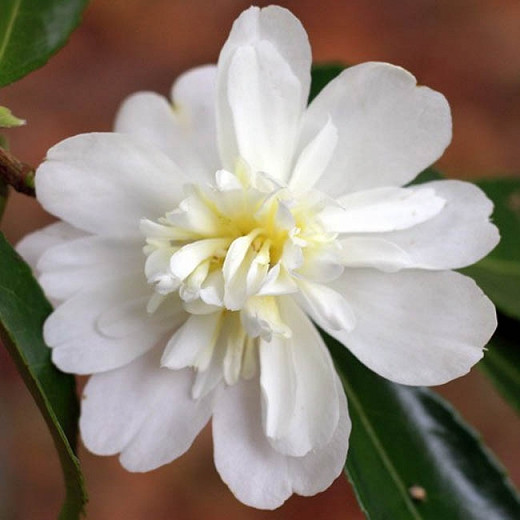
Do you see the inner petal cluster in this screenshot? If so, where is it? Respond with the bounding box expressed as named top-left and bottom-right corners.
top-left (141, 163), bottom-right (341, 356)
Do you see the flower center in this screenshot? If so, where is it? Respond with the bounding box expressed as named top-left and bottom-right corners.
top-left (140, 164), bottom-right (343, 391)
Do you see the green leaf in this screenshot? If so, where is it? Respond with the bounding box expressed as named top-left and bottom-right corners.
top-left (0, 105), bottom-right (25, 127)
top-left (462, 179), bottom-right (520, 320)
top-left (310, 63), bottom-right (344, 102)
top-left (0, 233), bottom-right (87, 518)
top-left (480, 315), bottom-right (520, 415)
top-left (0, 0), bottom-right (89, 87)
top-left (324, 331), bottom-right (520, 520)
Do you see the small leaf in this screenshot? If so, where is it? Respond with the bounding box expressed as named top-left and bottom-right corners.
top-left (0, 0), bottom-right (89, 87)
top-left (462, 179), bottom-right (520, 320)
top-left (324, 331), bottom-right (520, 520)
top-left (480, 315), bottom-right (520, 415)
top-left (0, 106), bottom-right (25, 127)
top-left (0, 233), bottom-right (87, 518)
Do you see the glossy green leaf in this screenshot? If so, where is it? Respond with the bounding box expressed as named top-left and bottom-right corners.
top-left (480, 315), bottom-right (520, 415)
top-left (462, 179), bottom-right (520, 320)
top-left (324, 332), bottom-right (520, 520)
top-left (0, 0), bottom-right (89, 87)
top-left (0, 233), bottom-right (87, 518)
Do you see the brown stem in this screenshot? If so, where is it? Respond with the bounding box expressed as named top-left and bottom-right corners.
top-left (0, 147), bottom-right (35, 197)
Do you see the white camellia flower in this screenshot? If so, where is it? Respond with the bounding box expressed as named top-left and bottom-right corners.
top-left (18, 5), bottom-right (498, 509)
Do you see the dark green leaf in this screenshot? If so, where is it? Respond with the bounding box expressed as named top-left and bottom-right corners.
top-left (310, 63), bottom-right (344, 102)
top-left (409, 167), bottom-right (443, 185)
top-left (462, 179), bottom-right (520, 320)
top-left (0, 0), bottom-right (89, 87)
top-left (0, 233), bottom-right (87, 518)
top-left (324, 331), bottom-right (520, 520)
top-left (480, 315), bottom-right (520, 415)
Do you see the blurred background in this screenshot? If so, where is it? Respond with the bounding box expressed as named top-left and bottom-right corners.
top-left (0, 0), bottom-right (519, 518)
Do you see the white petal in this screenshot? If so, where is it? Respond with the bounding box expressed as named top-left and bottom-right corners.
top-left (223, 235), bottom-right (266, 310)
top-left (222, 313), bottom-right (249, 385)
top-left (225, 43), bottom-right (302, 181)
top-left (300, 62), bottom-right (451, 195)
top-left (371, 180), bottom-right (500, 269)
top-left (37, 235), bottom-right (142, 301)
top-left (287, 375), bottom-right (350, 496)
top-left (296, 280), bottom-right (356, 332)
top-left (212, 373), bottom-right (349, 510)
top-left (327, 269), bottom-right (497, 385)
top-left (260, 298), bottom-right (340, 456)
top-left (217, 5), bottom-right (310, 177)
top-left (170, 65), bottom-right (220, 178)
top-left (115, 66), bottom-right (219, 183)
top-left (289, 117), bottom-right (338, 192)
top-left (191, 329), bottom-right (227, 399)
top-left (166, 187), bottom-right (221, 237)
top-left (36, 133), bottom-right (189, 238)
top-left (340, 237), bottom-right (414, 272)
top-left (45, 278), bottom-right (185, 373)
top-left (170, 238), bottom-right (229, 281)
top-left (80, 349), bottom-right (213, 471)
top-left (257, 264), bottom-right (299, 296)
top-left (161, 312), bottom-right (222, 369)
top-left (241, 296), bottom-right (291, 341)
top-left (215, 169), bottom-right (243, 191)
top-left (319, 187), bottom-right (445, 234)
top-left (296, 245), bottom-right (344, 283)
top-left (16, 222), bottom-right (85, 271)
top-left (258, 332), bottom-right (296, 441)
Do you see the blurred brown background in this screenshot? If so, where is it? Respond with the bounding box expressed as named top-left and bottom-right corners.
top-left (1, 0), bottom-right (519, 518)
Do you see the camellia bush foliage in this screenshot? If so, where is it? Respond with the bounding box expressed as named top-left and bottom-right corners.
top-left (1, 2), bottom-right (520, 519)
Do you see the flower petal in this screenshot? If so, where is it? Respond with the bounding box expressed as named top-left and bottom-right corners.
top-left (45, 278), bottom-right (185, 373)
top-left (225, 43), bottom-right (302, 181)
top-left (296, 280), bottom-right (356, 332)
top-left (300, 62), bottom-right (451, 195)
top-left (259, 298), bottom-right (340, 456)
top-left (319, 187), bottom-right (445, 234)
top-left (161, 312), bottom-right (222, 370)
top-left (36, 133), bottom-right (189, 238)
top-left (340, 237), bottom-right (414, 272)
top-left (37, 235), bottom-right (142, 301)
top-left (289, 117), bottom-right (338, 192)
top-left (212, 373), bottom-right (349, 509)
top-left (80, 349), bottom-right (213, 471)
top-left (170, 65), bottom-right (220, 178)
top-left (16, 222), bottom-right (85, 271)
top-left (287, 376), bottom-right (350, 496)
top-left (325, 269), bottom-right (496, 385)
top-left (115, 66), bottom-right (218, 183)
top-left (370, 180), bottom-right (500, 270)
top-left (217, 5), bottom-right (311, 178)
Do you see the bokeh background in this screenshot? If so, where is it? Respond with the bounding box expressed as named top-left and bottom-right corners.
top-left (1, 0), bottom-right (519, 518)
